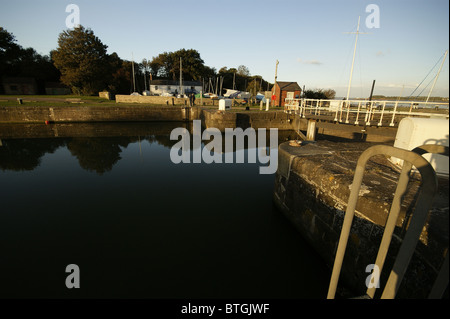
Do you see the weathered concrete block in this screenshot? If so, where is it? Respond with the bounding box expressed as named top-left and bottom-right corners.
top-left (273, 140), bottom-right (449, 298)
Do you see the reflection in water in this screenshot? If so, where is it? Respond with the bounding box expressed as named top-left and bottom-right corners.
top-left (0, 123), bottom-right (329, 299)
top-left (0, 123), bottom-right (299, 174)
top-left (0, 138), bottom-right (65, 171)
top-left (67, 137), bottom-right (134, 175)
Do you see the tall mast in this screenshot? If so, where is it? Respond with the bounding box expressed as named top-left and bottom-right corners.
top-left (426, 50), bottom-right (448, 104)
top-left (272, 60), bottom-right (279, 107)
top-left (344, 16), bottom-right (368, 101)
top-left (143, 69), bottom-right (147, 92)
top-left (179, 57), bottom-right (183, 96)
top-left (131, 52), bottom-right (136, 93)
top-left (233, 72), bottom-right (236, 90)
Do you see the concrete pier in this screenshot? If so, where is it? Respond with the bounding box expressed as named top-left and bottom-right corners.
top-left (273, 140), bottom-right (448, 298)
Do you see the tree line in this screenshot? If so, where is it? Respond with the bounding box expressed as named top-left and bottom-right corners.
top-left (0, 26), bottom-right (271, 96)
top-left (0, 27), bottom-right (60, 94)
top-left (1, 25), bottom-right (336, 98)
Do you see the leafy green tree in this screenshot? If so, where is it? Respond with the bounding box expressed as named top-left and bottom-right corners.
top-left (107, 53), bottom-right (131, 94)
top-left (0, 27), bottom-right (22, 77)
top-left (0, 27), bottom-right (60, 93)
top-left (149, 49), bottom-right (209, 81)
top-left (202, 65), bottom-right (217, 78)
top-left (323, 89), bottom-right (336, 99)
top-left (303, 89), bottom-right (334, 99)
top-left (170, 49), bottom-right (205, 81)
top-left (237, 65), bottom-right (250, 77)
top-left (52, 26), bottom-right (111, 95)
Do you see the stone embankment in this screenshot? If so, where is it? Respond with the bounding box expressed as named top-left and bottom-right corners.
top-left (273, 140), bottom-right (448, 298)
top-left (0, 105), bottom-right (398, 142)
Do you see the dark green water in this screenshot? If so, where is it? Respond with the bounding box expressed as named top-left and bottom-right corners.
top-left (0, 123), bottom-right (331, 299)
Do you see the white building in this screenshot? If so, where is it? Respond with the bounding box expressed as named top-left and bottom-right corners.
top-left (149, 80), bottom-right (202, 96)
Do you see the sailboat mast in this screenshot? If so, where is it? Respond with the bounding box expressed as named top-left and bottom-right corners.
top-left (179, 57), bottom-right (183, 96)
top-left (233, 72), bottom-right (236, 90)
top-left (132, 52), bottom-right (136, 93)
top-left (345, 16), bottom-right (360, 102)
top-left (272, 60), bottom-right (279, 107)
top-left (143, 70), bottom-right (147, 92)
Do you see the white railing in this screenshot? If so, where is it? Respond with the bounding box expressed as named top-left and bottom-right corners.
top-left (284, 98), bottom-right (449, 127)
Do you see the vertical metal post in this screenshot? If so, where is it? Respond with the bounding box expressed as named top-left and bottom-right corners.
top-left (306, 119), bottom-right (317, 141)
top-left (355, 101), bottom-right (361, 125)
top-left (345, 100), bottom-right (351, 123)
top-left (366, 160), bottom-right (413, 298)
top-left (378, 101), bottom-right (386, 126)
top-left (334, 101), bottom-right (340, 121)
top-left (390, 101), bottom-right (399, 126)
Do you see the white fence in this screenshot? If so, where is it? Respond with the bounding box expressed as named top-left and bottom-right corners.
top-left (284, 98), bottom-right (449, 127)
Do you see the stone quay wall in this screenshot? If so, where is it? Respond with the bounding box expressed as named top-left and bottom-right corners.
top-left (0, 105), bottom-right (188, 123)
top-left (115, 94), bottom-right (233, 106)
top-left (273, 140), bottom-right (448, 298)
top-left (0, 104), bottom-right (398, 142)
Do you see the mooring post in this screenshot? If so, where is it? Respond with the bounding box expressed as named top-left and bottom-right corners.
top-left (306, 119), bottom-right (317, 141)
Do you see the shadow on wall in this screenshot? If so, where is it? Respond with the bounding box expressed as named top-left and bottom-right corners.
top-left (423, 134), bottom-right (450, 176)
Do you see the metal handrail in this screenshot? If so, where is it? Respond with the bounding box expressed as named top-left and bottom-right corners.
top-left (327, 144), bottom-right (443, 299)
top-left (284, 98), bottom-right (449, 127)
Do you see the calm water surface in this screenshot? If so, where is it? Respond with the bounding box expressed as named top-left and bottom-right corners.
top-left (0, 123), bottom-right (330, 298)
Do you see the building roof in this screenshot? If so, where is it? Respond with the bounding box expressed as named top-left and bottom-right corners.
top-left (150, 79), bottom-right (202, 86)
top-left (276, 81), bottom-right (301, 91)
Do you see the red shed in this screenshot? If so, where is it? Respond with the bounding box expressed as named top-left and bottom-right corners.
top-left (271, 81), bottom-right (302, 107)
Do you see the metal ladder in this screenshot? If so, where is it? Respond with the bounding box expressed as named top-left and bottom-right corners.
top-left (327, 144), bottom-right (449, 299)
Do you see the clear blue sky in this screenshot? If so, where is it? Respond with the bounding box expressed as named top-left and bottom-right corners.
top-left (1, 0), bottom-right (448, 98)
